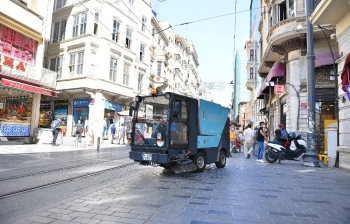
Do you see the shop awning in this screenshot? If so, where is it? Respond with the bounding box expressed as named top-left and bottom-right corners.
top-left (341, 53), bottom-right (350, 92)
top-left (257, 61), bottom-right (286, 99)
top-left (0, 78), bottom-right (58, 97)
top-left (315, 52), bottom-right (339, 68)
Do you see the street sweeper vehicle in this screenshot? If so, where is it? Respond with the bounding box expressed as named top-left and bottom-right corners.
top-left (127, 91), bottom-right (230, 173)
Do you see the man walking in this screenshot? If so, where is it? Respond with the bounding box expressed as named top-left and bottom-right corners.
top-left (118, 123), bottom-right (125, 144)
top-left (111, 124), bottom-right (116, 144)
top-left (76, 120), bottom-right (83, 143)
top-left (50, 118), bottom-right (61, 146)
top-left (244, 123), bottom-right (254, 158)
top-left (257, 121), bottom-right (268, 162)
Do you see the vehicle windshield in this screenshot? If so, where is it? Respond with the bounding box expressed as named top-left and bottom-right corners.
top-left (133, 95), bottom-right (169, 146)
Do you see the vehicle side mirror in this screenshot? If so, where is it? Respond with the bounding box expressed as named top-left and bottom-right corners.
top-left (173, 100), bottom-right (181, 117)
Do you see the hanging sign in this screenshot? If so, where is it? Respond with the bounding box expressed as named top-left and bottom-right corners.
top-left (346, 85), bottom-right (350, 101)
top-left (300, 102), bottom-right (308, 110)
top-left (274, 85), bottom-right (284, 94)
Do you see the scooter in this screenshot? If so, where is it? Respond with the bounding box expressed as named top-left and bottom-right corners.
top-left (264, 132), bottom-right (307, 164)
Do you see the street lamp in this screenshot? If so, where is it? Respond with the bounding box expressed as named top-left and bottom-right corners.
top-left (303, 0), bottom-right (320, 167)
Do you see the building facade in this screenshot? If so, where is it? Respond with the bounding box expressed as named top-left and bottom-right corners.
top-left (256, 0), bottom-right (338, 151)
top-left (44, 0), bottom-right (203, 145)
top-left (0, 0), bottom-right (57, 143)
top-left (310, 0), bottom-right (350, 170)
top-left (233, 49), bottom-right (249, 128)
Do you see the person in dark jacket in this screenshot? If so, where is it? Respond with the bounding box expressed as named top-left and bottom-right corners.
top-left (111, 124), bottom-right (116, 144)
top-left (51, 118), bottom-right (61, 146)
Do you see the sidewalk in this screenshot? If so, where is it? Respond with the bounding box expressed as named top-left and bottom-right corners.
top-left (0, 136), bottom-right (127, 154)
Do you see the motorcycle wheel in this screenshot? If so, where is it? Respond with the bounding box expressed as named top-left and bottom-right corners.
top-left (265, 150), bottom-right (278, 163)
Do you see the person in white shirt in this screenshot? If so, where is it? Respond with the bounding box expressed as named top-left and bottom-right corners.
top-left (118, 123), bottom-right (125, 144)
top-left (243, 123), bottom-right (254, 158)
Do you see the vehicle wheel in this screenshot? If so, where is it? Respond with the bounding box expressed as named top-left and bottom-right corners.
top-left (215, 150), bottom-right (226, 168)
top-left (160, 163), bottom-right (171, 169)
top-left (193, 152), bottom-right (207, 172)
top-left (265, 150), bottom-right (278, 163)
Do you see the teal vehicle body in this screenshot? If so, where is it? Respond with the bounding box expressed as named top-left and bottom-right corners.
top-left (128, 92), bottom-right (230, 173)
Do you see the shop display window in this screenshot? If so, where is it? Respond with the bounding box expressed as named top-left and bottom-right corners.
top-left (0, 96), bottom-right (32, 123)
top-left (54, 100), bottom-right (68, 136)
top-left (39, 101), bottom-right (52, 128)
top-left (72, 108), bottom-right (89, 136)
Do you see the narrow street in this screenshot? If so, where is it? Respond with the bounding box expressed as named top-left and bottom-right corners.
top-left (0, 147), bottom-right (349, 224)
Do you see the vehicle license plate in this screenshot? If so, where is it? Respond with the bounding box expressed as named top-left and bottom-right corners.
top-left (142, 153), bottom-right (152, 161)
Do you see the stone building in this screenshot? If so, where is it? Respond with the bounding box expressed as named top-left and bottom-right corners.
top-left (0, 0), bottom-right (57, 144)
top-left (257, 0), bottom-right (338, 153)
top-left (310, 0), bottom-right (350, 170)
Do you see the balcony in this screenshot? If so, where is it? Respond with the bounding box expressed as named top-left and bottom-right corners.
top-left (246, 79), bottom-right (255, 91)
top-left (310, 0), bottom-right (350, 25)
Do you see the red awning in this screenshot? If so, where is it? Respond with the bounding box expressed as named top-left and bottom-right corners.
top-left (257, 61), bottom-right (285, 99)
top-left (0, 78), bottom-right (58, 97)
top-left (315, 52), bottom-right (339, 68)
top-left (341, 53), bottom-right (350, 92)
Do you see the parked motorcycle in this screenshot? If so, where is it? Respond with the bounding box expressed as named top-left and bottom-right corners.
top-left (265, 132), bottom-right (307, 164)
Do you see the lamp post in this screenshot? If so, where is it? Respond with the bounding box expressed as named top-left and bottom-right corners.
top-left (303, 0), bottom-right (320, 167)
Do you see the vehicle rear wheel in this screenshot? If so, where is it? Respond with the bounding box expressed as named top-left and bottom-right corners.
top-left (215, 150), bottom-right (226, 168)
top-left (265, 149), bottom-right (278, 163)
top-left (193, 152), bottom-right (207, 172)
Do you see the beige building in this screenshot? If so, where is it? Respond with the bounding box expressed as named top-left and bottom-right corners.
top-left (0, 0), bottom-right (57, 144)
top-left (256, 0), bottom-right (338, 154)
top-left (310, 0), bottom-right (350, 170)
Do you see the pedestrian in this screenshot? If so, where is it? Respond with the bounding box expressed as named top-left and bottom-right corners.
top-left (76, 120), bottom-right (83, 143)
top-left (244, 123), bottom-right (254, 158)
top-left (118, 123), bottom-right (125, 144)
top-left (238, 131), bottom-right (245, 153)
top-left (50, 118), bottom-right (61, 146)
top-left (256, 121), bottom-right (268, 163)
top-left (230, 126), bottom-right (237, 154)
top-left (272, 124), bottom-right (288, 146)
top-left (111, 124), bottom-right (116, 144)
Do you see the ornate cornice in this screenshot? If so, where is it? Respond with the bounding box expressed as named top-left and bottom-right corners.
top-left (271, 35), bottom-right (306, 57)
top-left (264, 61), bottom-right (275, 68)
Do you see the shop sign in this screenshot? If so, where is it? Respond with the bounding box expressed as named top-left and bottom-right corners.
top-left (300, 102), bottom-right (308, 110)
top-left (40, 101), bottom-right (51, 109)
top-left (73, 98), bottom-right (90, 108)
top-left (104, 100), bottom-right (122, 111)
top-left (274, 85), bottom-right (284, 94)
top-left (346, 85), bottom-right (350, 101)
top-left (0, 78), bottom-right (58, 97)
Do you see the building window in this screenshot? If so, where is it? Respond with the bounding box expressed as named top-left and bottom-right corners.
top-left (72, 12), bottom-right (87, 38)
top-left (277, 1), bottom-right (287, 23)
top-left (139, 44), bottom-right (145, 62)
top-left (109, 57), bottom-right (117, 82)
top-left (175, 54), bottom-right (181, 61)
top-left (250, 50), bottom-right (254, 61)
top-left (289, 0), bottom-right (295, 18)
top-left (123, 63), bottom-right (130, 86)
top-left (52, 20), bottom-right (66, 43)
top-left (141, 16), bottom-right (147, 32)
top-left (50, 56), bottom-right (63, 79)
top-left (250, 68), bottom-right (254, 79)
top-left (94, 13), bottom-right (99, 35)
top-left (90, 52), bottom-right (96, 77)
top-left (69, 52), bottom-right (84, 76)
top-left (138, 73), bottom-right (144, 92)
top-left (157, 61), bottom-right (162, 77)
top-left (125, 28), bottom-right (132, 49)
top-left (54, 0), bottom-right (66, 11)
top-left (112, 20), bottom-right (120, 42)
top-left (129, 0), bottom-right (134, 7)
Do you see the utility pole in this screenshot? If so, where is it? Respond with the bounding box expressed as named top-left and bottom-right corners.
top-left (303, 0), bottom-right (320, 167)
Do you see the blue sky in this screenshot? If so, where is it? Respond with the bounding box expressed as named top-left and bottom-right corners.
top-left (151, 0), bottom-right (251, 106)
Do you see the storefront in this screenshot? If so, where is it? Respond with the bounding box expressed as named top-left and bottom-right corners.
top-left (103, 100), bottom-right (122, 138)
top-left (39, 101), bottom-right (52, 128)
top-left (54, 100), bottom-right (68, 136)
top-left (72, 98), bottom-right (90, 136)
top-left (0, 92), bottom-right (33, 136)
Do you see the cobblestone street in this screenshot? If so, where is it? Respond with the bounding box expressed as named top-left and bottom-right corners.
top-left (3, 151), bottom-right (350, 224)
